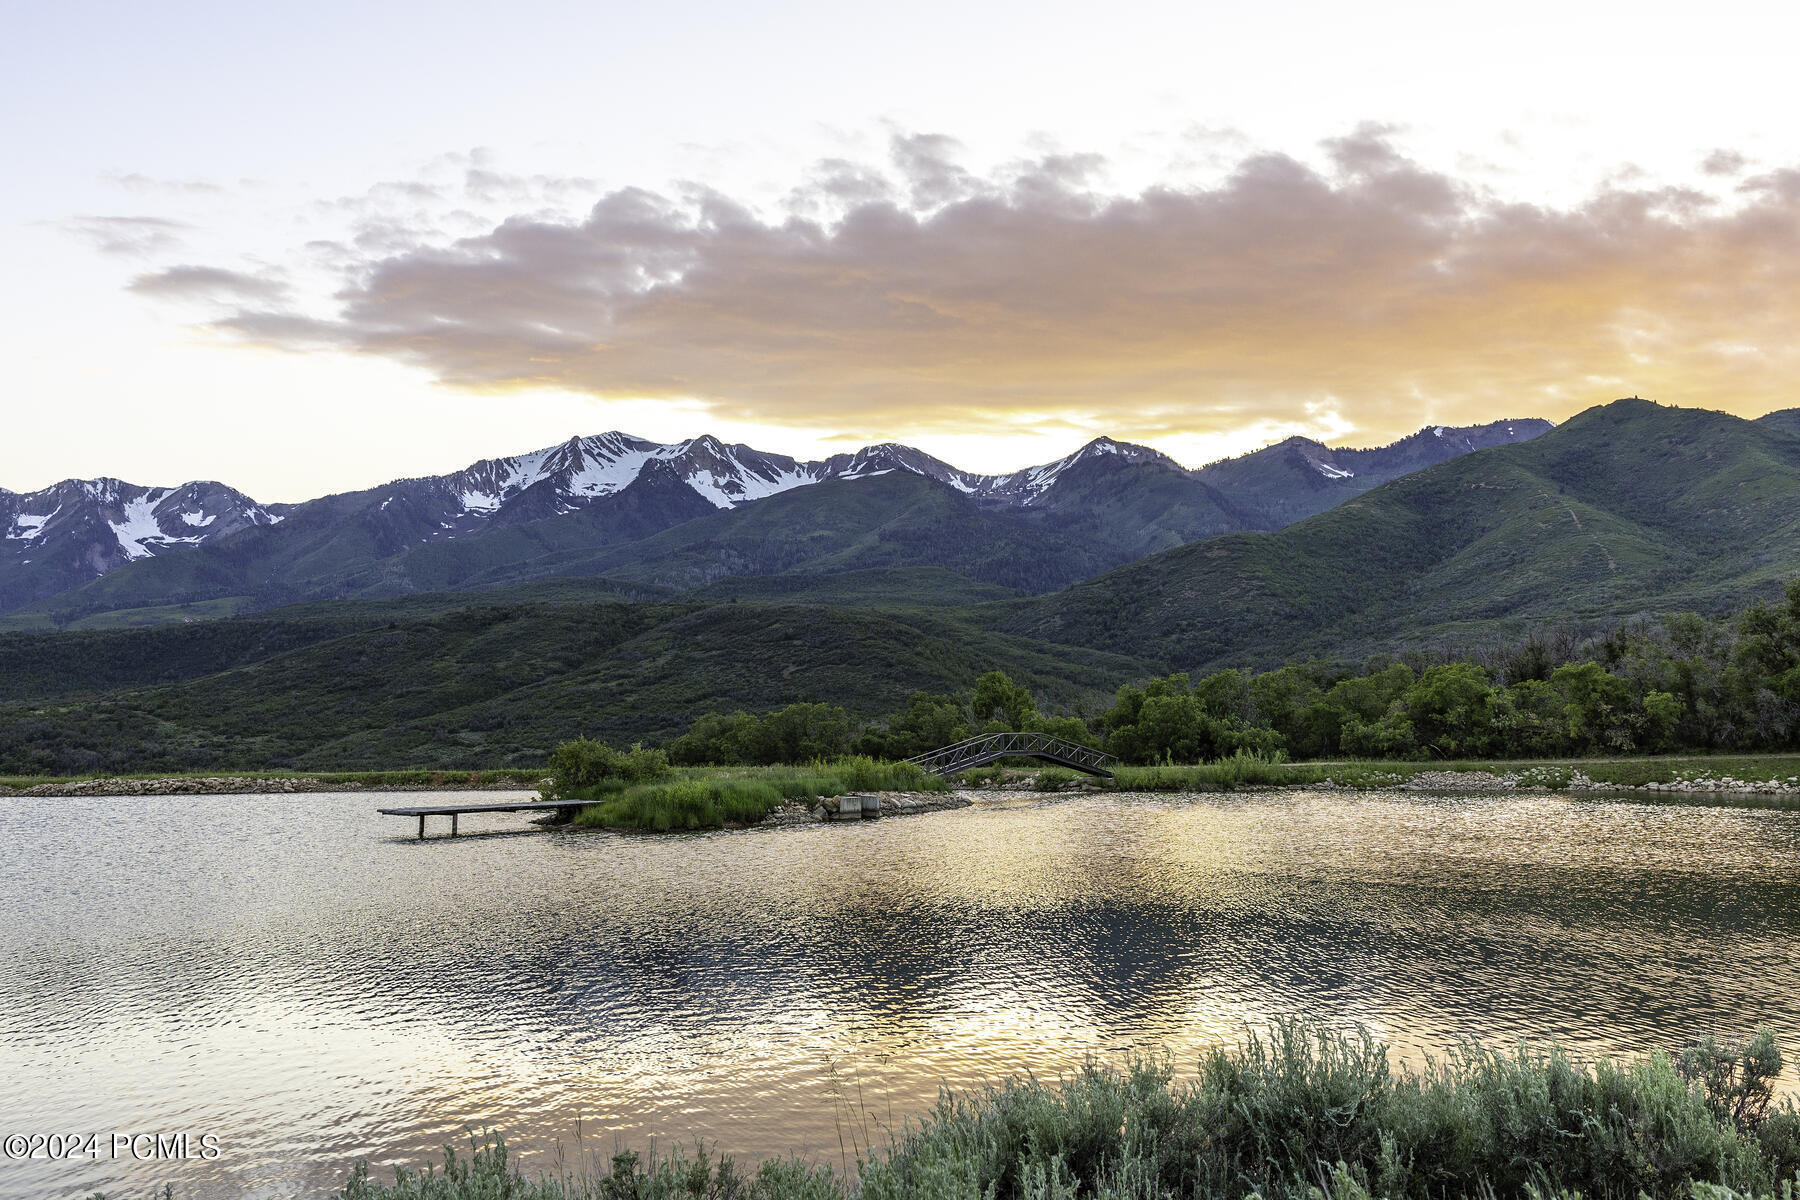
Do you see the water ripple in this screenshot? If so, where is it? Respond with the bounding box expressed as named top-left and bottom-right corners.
top-left (0, 789), bottom-right (1796, 1198)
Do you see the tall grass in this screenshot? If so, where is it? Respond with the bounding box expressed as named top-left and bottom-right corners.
top-left (336, 1022), bottom-right (1800, 1200)
top-left (568, 758), bottom-right (947, 831)
top-left (1112, 751), bottom-right (1328, 792)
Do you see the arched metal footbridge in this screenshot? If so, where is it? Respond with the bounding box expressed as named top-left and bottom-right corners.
top-left (907, 732), bottom-right (1118, 778)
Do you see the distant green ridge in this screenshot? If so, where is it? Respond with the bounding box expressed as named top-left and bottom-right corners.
top-left (1002, 399), bottom-right (1800, 671)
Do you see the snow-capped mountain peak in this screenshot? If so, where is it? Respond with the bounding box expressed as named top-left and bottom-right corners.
top-left (421, 432), bottom-right (826, 517)
top-left (971, 437), bottom-right (1175, 504)
top-left (0, 419), bottom-right (1559, 614)
top-left (0, 477), bottom-right (286, 597)
top-left (408, 431), bottom-right (1185, 522)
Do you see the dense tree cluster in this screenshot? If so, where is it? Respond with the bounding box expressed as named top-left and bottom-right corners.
top-left (662, 581), bottom-right (1800, 765)
top-left (665, 703), bottom-right (858, 766)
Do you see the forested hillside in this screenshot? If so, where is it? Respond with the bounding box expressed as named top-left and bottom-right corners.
top-left (1002, 400), bottom-right (1800, 671)
top-left (0, 596), bottom-right (1150, 773)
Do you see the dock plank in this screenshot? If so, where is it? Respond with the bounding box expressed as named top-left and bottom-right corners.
top-left (378, 798), bottom-right (591, 838)
top-left (376, 800), bottom-right (587, 817)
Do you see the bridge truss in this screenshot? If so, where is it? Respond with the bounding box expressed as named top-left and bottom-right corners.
top-left (907, 731), bottom-right (1119, 778)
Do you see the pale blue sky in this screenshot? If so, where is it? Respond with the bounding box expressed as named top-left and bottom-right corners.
top-left (6, 0), bottom-right (1800, 500)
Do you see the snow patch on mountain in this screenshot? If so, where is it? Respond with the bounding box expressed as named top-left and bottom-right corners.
top-left (7, 510), bottom-right (54, 541)
top-left (458, 487), bottom-right (504, 513)
top-left (111, 494), bottom-right (185, 559)
top-left (0, 418), bottom-right (1558, 614)
top-left (976, 437), bottom-right (1174, 505)
top-left (564, 443), bottom-right (661, 498)
top-left (676, 448), bottom-right (817, 508)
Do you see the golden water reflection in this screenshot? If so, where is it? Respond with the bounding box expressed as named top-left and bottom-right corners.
top-left (0, 789), bottom-right (1796, 1198)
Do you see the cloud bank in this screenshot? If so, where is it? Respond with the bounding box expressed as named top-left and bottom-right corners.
top-left (129, 265), bottom-right (289, 302)
top-left (186, 131), bottom-right (1800, 441)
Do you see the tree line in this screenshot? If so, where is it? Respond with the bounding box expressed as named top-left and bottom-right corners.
top-left (659, 579), bottom-right (1800, 765)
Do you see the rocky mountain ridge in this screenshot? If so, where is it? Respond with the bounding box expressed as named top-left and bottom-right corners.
top-left (0, 419), bottom-right (1549, 618)
top-left (1, 478), bottom-right (285, 611)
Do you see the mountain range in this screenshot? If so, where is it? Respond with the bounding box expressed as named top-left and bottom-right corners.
top-left (1002, 399), bottom-right (1800, 670)
top-left (0, 418), bottom-right (1549, 625)
top-left (8, 399), bottom-right (1800, 773)
top-left (0, 479), bottom-right (284, 613)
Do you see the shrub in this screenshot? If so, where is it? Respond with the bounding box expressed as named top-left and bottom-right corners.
top-left (340, 1023), bottom-right (1800, 1200)
top-left (1678, 1025), bottom-right (1785, 1129)
top-left (545, 737), bottom-right (619, 794)
top-left (545, 738), bottom-right (671, 798)
top-left (616, 744), bottom-right (671, 785)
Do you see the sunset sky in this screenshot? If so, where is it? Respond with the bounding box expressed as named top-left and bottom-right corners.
top-left (7, 0), bottom-right (1800, 501)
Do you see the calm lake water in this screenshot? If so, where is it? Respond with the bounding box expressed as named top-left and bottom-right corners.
top-left (1, 789), bottom-right (1797, 1199)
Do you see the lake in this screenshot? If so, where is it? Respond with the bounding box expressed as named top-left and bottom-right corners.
top-left (1, 788), bottom-right (1796, 1198)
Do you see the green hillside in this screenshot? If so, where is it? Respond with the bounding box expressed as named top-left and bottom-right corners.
top-left (691, 566), bottom-right (1023, 606)
top-left (1001, 400), bottom-right (1800, 670)
top-left (1019, 454), bottom-right (1271, 552)
top-left (0, 595), bottom-right (1151, 773)
top-left (1757, 408), bottom-right (1800, 438)
top-left (533, 472), bottom-right (1122, 593)
top-left (0, 577), bottom-right (686, 701)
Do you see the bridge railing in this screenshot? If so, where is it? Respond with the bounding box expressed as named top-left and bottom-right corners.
top-left (906, 731), bottom-right (1119, 778)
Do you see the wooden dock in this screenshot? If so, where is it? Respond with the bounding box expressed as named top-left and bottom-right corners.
top-left (377, 799), bottom-right (589, 839)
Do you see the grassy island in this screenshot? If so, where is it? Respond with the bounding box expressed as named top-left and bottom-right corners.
top-left (336, 1022), bottom-right (1800, 1200)
top-left (542, 739), bottom-right (947, 831)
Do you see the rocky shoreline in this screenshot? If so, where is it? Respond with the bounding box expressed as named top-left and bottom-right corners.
top-left (6, 770), bottom-right (1795, 802)
top-left (761, 791), bottom-right (974, 825)
top-left (967, 768), bottom-right (1800, 798)
top-left (1339, 768), bottom-right (1800, 796)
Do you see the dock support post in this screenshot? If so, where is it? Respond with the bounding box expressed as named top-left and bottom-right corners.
top-left (418, 814), bottom-right (425, 840)
top-left (451, 812), bottom-right (459, 837)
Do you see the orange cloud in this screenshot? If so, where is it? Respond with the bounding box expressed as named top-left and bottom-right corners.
top-left (207, 132), bottom-right (1800, 444)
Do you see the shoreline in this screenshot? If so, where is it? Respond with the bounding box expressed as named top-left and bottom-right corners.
top-left (1347, 766), bottom-right (1800, 796)
top-left (972, 762), bottom-right (1800, 801)
top-left (759, 790), bottom-right (973, 823)
top-left (5, 767), bottom-right (1797, 802)
top-left (0, 774), bottom-right (544, 798)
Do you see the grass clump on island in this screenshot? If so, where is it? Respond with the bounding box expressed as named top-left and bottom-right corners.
top-left (543, 737), bottom-right (946, 831)
top-left (1109, 750), bottom-right (1333, 791)
top-left (335, 1020), bottom-right (1800, 1200)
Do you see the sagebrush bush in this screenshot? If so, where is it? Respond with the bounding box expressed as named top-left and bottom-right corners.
top-left (1679, 1026), bottom-right (1786, 1129)
top-left (339, 1022), bottom-right (1800, 1200)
